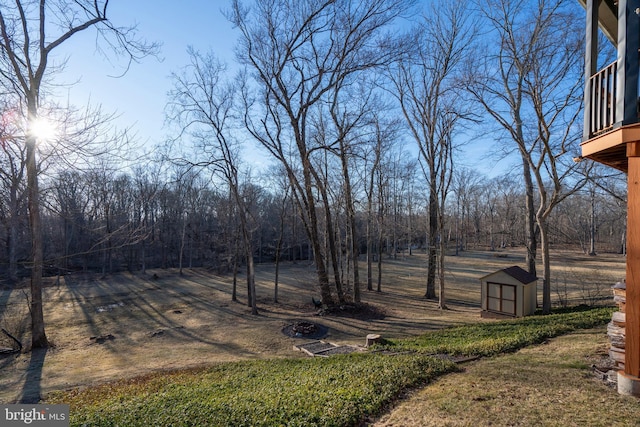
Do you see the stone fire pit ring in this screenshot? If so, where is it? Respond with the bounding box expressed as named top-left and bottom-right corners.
top-left (282, 320), bottom-right (328, 339)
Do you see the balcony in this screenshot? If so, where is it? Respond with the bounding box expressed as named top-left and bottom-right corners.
top-left (581, 59), bottom-right (640, 173)
top-left (579, 0), bottom-right (640, 173)
top-left (587, 61), bottom-right (617, 137)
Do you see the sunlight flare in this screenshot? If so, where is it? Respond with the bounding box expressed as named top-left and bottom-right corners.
top-left (28, 116), bottom-right (58, 142)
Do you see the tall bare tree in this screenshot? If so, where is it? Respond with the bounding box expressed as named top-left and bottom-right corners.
top-left (0, 101), bottom-right (27, 283)
top-left (0, 0), bottom-right (156, 348)
top-left (231, 0), bottom-right (414, 306)
top-left (328, 79), bottom-right (382, 302)
top-left (388, 0), bottom-right (474, 307)
top-left (131, 164), bottom-right (164, 274)
top-left (167, 49), bottom-right (258, 314)
top-left (468, 0), bottom-right (586, 313)
top-left (268, 169), bottom-right (290, 303)
top-left (451, 168), bottom-right (486, 255)
top-left (52, 170), bottom-right (89, 272)
top-left (362, 111), bottom-right (399, 291)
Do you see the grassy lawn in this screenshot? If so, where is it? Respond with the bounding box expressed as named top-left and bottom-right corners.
top-left (376, 306), bottom-right (615, 356)
top-left (375, 328), bottom-right (640, 427)
top-left (47, 307), bottom-right (623, 427)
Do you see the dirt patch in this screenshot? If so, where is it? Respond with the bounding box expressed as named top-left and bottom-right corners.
top-left (0, 249), bottom-right (625, 404)
top-left (317, 302), bottom-right (386, 320)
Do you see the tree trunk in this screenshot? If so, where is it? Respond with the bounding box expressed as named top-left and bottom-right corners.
top-left (350, 225), bottom-right (360, 301)
top-left (303, 163), bottom-right (335, 306)
top-left (234, 195), bottom-right (256, 314)
top-left (377, 210), bottom-right (384, 293)
top-left (316, 177), bottom-right (345, 303)
top-left (246, 258), bottom-right (252, 308)
top-left (179, 212), bottom-right (187, 275)
top-left (425, 189), bottom-right (438, 299)
top-left (274, 242), bottom-right (281, 304)
top-left (340, 147), bottom-right (360, 303)
top-left (8, 191), bottom-right (19, 283)
top-left (311, 235), bottom-right (333, 305)
top-left (366, 214), bottom-right (373, 291)
top-left (232, 230), bottom-right (239, 302)
top-left (26, 129), bottom-right (47, 349)
top-left (245, 242), bottom-right (257, 315)
top-left (589, 188), bottom-right (597, 255)
top-left (522, 157), bottom-right (537, 276)
top-left (539, 219), bottom-right (552, 314)
top-left (438, 236), bottom-right (447, 310)
top-left (236, 198), bottom-right (256, 314)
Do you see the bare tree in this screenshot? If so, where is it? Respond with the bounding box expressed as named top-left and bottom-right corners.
top-left (231, 0), bottom-right (414, 306)
top-left (131, 164), bottom-right (164, 274)
top-left (269, 170), bottom-right (290, 303)
top-left (0, 0), bottom-right (157, 348)
top-left (51, 170), bottom-right (89, 272)
top-left (468, 0), bottom-right (586, 313)
top-left (387, 0), bottom-right (474, 307)
top-left (85, 166), bottom-right (140, 276)
top-left (451, 168), bottom-right (487, 255)
top-left (327, 79), bottom-right (385, 302)
top-left (493, 175), bottom-right (522, 248)
top-left (167, 49), bottom-right (258, 314)
top-left (362, 111), bottom-right (399, 291)
top-left (0, 101), bottom-right (27, 283)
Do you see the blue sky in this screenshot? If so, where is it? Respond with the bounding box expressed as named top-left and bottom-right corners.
top-left (54, 1), bottom-right (237, 150)
top-left (48, 0), bottom-right (524, 177)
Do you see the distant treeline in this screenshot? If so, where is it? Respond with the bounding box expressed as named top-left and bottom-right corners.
top-left (0, 164), bottom-right (626, 283)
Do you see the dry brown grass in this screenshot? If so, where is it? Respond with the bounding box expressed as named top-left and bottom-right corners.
top-left (373, 327), bottom-right (640, 427)
top-left (0, 248), bottom-right (625, 405)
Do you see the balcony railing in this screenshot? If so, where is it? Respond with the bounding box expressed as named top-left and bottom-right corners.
top-left (588, 60), bottom-right (617, 137)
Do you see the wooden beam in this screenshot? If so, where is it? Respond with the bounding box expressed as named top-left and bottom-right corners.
top-left (581, 122), bottom-right (640, 155)
top-left (628, 141), bottom-right (640, 157)
top-left (626, 153), bottom-right (640, 378)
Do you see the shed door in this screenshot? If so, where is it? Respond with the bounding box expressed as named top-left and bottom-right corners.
top-left (487, 282), bottom-right (516, 316)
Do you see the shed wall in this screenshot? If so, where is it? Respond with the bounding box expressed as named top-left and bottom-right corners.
top-left (480, 271), bottom-right (538, 318)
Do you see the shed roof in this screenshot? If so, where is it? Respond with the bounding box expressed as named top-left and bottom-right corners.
top-left (481, 266), bottom-right (538, 284)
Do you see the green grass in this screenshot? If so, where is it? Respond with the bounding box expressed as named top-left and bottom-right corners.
top-left (49, 354), bottom-right (458, 426)
top-left (47, 306), bottom-right (614, 427)
top-left (376, 306), bottom-right (614, 356)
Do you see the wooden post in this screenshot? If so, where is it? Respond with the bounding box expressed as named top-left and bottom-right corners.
top-left (583, 0), bottom-right (598, 141)
top-left (616, 0), bottom-right (640, 127)
top-left (623, 142), bottom-right (640, 394)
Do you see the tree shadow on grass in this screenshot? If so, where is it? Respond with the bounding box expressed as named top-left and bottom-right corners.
top-left (18, 347), bottom-right (47, 403)
top-left (0, 288), bottom-right (13, 310)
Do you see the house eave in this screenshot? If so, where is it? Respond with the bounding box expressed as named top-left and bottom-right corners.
top-left (577, 0), bottom-right (618, 44)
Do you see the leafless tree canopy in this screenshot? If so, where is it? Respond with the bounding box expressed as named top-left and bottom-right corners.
top-left (0, 1), bottom-right (625, 333)
top-left (0, 0), bottom-right (157, 348)
top-left (468, 0), bottom-right (587, 313)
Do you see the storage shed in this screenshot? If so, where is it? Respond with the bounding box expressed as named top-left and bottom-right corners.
top-left (480, 266), bottom-right (537, 318)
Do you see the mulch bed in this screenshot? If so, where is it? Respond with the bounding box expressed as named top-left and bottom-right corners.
top-left (317, 302), bottom-right (386, 320)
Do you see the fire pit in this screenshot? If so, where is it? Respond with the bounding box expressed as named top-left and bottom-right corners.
top-left (293, 321), bottom-right (316, 335)
top-left (282, 321), bottom-right (328, 339)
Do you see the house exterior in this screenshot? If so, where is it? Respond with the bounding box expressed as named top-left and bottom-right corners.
top-left (480, 266), bottom-right (537, 318)
top-left (579, 0), bottom-right (639, 172)
top-left (579, 0), bottom-right (640, 395)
